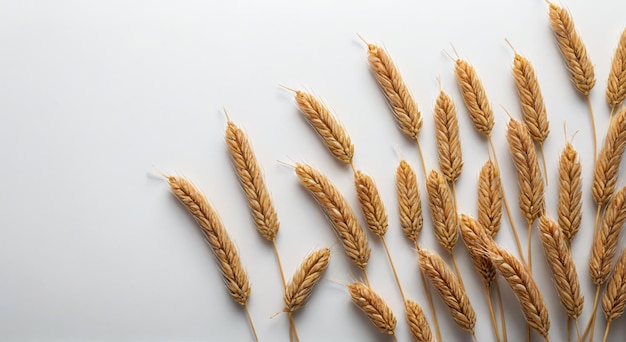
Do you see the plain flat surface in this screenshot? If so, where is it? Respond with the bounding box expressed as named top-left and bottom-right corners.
top-left (1, 0), bottom-right (626, 341)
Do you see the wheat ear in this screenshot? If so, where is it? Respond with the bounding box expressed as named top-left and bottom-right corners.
top-left (601, 248), bottom-right (626, 342)
top-left (592, 108), bottom-right (626, 207)
top-left (607, 28), bottom-right (626, 116)
top-left (558, 141), bottom-right (582, 244)
top-left (434, 85), bottom-right (463, 185)
top-left (294, 163), bottom-right (371, 274)
top-left (453, 57), bottom-right (494, 137)
top-left (284, 248), bottom-right (330, 313)
top-left (355, 170), bottom-right (388, 238)
top-left (290, 89), bottom-right (354, 164)
top-left (418, 248), bottom-right (476, 335)
top-left (347, 282), bottom-right (397, 336)
top-left (405, 299), bottom-right (433, 342)
top-left (477, 159), bottom-right (503, 238)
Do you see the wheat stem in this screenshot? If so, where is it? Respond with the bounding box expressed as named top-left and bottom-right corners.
top-left (495, 281), bottom-right (508, 342)
top-left (382, 237), bottom-right (406, 302)
top-left (272, 240), bottom-right (298, 340)
top-left (288, 313), bottom-right (300, 342)
top-left (451, 253), bottom-right (465, 289)
top-left (594, 204), bottom-right (602, 238)
top-left (244, 304), bottom-right (259, 342)
top-left (587, 95), bottom-right (598, 160)
top-left (363, 269), bottom-right (371, 287)
top-left (609, 106), bottom-right (616, 122)
top-left (602, 321), bottom-right (611, 342)
top-left (540, 143), bottom-right (549, 186)
top-left (590, 313), bottom-right (597, 342)
top-left (416, 138), bottom-right (428, 179)
top-left (567, 318), bottom-right (571, 342)
top-left (574, 319), bottom-right (581, 342)
top-left (583, 285), bottom-right (601, 339)
top-left (484, 282), bottom-right (500, 342)
top-left (528, 221), bottom-right (533, 273)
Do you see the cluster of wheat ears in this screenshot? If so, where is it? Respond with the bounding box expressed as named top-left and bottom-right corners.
top-left (160, 2), bottom-right (626, 342)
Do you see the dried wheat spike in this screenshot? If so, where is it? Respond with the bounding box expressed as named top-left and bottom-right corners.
top-left (426, 169), bottom-right (458, 253)
top-left (459, 214), bottom-right (496, 285)
top-left (482, 237), bottom-right (550, 338)
top-left (295, 163), bottom-right (370, 270)
top-left (167, 176), bottom-right (250, 306)
top-left (366, 42), bottom-right (422, 140)
top-left (592, 108), bottom-right (626, 205)
top-left (538, 216), bottom-right (583, 319)
top-left (284, 248), bottom-right (331, 313)
top-left (558, 142), bottom-right (582, 243)
top-left (405, 299), bottom-right (433, 342)
top-left (506, 118), bottom-right (545, 223)
top-left (355, 170), bottom-right (388, 238)
top-left (590, 187), bottom-right (626, 285)
top-left (347, 281), bottom-right (397, 335)
top-left (225, 120), bottom-right (279, 241)
top-left (548, 2), bottom-right (596, 95)
top-left (434, 88), bottom-right (463, 184)
top-left (418, 248), bottom-right (476, 334)
top-left (396, 160), bottom-right (423, 243)
top-left (511, 51), bottom-right (550, 144)
top-left (607, 28), bottom-right (626, 109)
top-left (602, 248), bottom-right (626, 323)
top-left (477, 159), bottom-right (502, 238)
top-left (292, 90), bottom-right (354, 164)
top-left (454, 58), bottom-right (494, 137)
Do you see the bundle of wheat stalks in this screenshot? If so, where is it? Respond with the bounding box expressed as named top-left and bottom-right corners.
top-left (157, 2), bottom-right (626, 341)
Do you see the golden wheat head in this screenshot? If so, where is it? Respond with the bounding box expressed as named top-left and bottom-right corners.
top-left (396, 160), bottom-right (423, 243)
top-left (558, 142), bottom-right (582, 243)
top-left (607, 28), bottom-right (626, 108)
top-left (434, 88), bottom-right (463, 183)
top-left (426, 169), bottom-right (459, 253)
top-left (348, 281), bottom-right (397, 335)
top-left (590, 186), bottom-right (626, 285)
top-left (511, 52), bottom-right (550, 143)
top-left (602, 248), bottom-right (626, 323)
top-left (284, 248), bottom-right (331, 313)
top-left (405, 299), bottom-right (433, 342)
top-left (454, 59), bottom-right (494, 137)
top-left (477, 159), bottom-right (502, 238)
top-left (592, 108), bottom-right (626, 205)
top-left (355, 170), bottom-right (389, 238)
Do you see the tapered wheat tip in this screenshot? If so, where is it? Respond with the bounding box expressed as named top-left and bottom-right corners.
top-left (355, 170), bottom-right (389, 238)
top-left (294, 163), bottom-right (370, 270)
top-left (592, 108), bottom-right (626, 205)
top-left (589, 186), bottom-right (626, 285)
top-left (426, 169), bottom-right (459, 253)
top-left (453, 58), bottom-right (494, 137)
top-left (167, 175), bottom-right (251, 306)
top-left (558, 142), bottom-right (582, 243)
top-left (284, 248), bottom-right (331, 313)
top-left (548, 2), bottom-right (596, 95)
top-left (477, 159), bottom-right (502, 238)
top-left (506, 118), bottom-right (545, 224)
top-left (538, 216), bottom-right (583, 319)
top-left (418, 248), bottom-right (476, 334)
top-left (405, 299), bottom-right (433, 342)
top-left (434, 87), bottom-right (463, 184)
top-left (602, 248), bottom-right (626, 323)
top-left (482, 238), bottom-right (550, 338)
top-left (459, 214), bottom-right (496, 285)
top-left (292, 90), bottom-right (355, 164)
top-left (225, 120), bottom-right (279, 241)
top-left (607, 28), bottom-right (626, 109)
top-left (365, 42), bottom-right (422, 140)
top-left (396, 160), bottom-right (423, 243)
top-left (347, 282), bottom-right (397, 335)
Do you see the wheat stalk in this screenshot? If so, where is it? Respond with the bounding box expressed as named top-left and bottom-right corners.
top-left (284, 248), bottom-right (331, 313)
top-left (601, 248), bottom-right (626, 342)
top-left (477, 159), bottom-right (503, 239)
top-left (426, 169), bottom-right (459, 253)
top-left (294, 163), bottom-right (371, 272)
top-left (396, 160), bottom-right (423, 243)
top-left (607, 28), bottom-right (626, 114)
top-left (558, 141), bottom-right (582, 244)
top-left (405, 299), bottom-right (433, 342)
top-left (434, 85), bottom-right (463, 184)
top-left (347, 282), bottom-right (397, 336)
top-left (355, 170), bottom-right (388, 238)
top-left (453, 57), bottom-right (494, 137)
top-left (592, 108), bottom-right (626, 206)
top-left (418, 248), bottom-right (476, 335)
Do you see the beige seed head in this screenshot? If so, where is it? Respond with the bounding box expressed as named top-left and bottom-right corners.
top-left (477, 159), bottom-right (502, 238)
top-left (592, 108), bottom-right (626, 205)
top-left (590, 187), bottom-right (626, 285)
top-left (284, 248), bottom-right (331, 313)
top-left (405, 299), bottom-right (433, 342)
top-left (293, 90), bottom-right (355, 164)
top-left (167, 176), bottom-right (251, 306)
top-left (347, 281), bottom-right (397, 335)
top-left (558, 142), bottom-right (582, 243)
top-left (366, 43), bottom-right (422, 140)
top-left (511, 51), bottom-right (550, 143)
top-left (295, 163), bottom-right (370, 270)
top-left (459, 214), bottom-right (496, 285)
top-left (418, 248), bottom-right (476, 334)
top-left (355, 170), bottom-right (389, 238)
top-left (396, 160), bottom-right (423, 243)
top-left (506, 118), bottom-right (545, 224)
top-left (434, 88), bottom-right (463, 183)
top-left (225, 121), bottom-right (279, 241)
top-left (537, 216), bottom-right (583, 319)
top-left (607, 28), bottom-right (626, 108)
top-left (454, 59), bottom-right (494, 137)
top-left (426, 170), bottom-right (459, 253)
top-left (548, 2), bottom-right (596, 95)
top-left (602, 248), bottom-right (626, 323)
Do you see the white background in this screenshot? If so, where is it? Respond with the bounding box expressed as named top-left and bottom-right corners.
top-left (1, 0), bottom-right (626, 341)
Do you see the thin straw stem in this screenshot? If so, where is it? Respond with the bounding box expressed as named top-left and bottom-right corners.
top-left (610, 106), bottom-right (616, 122)
top-left (574, 319), bottom-right (581, 342)
top-left (244, 304), bottom-right (259, 342)
top-left (583, 285), bottom-right (601, 339)
top-left (363, 269), bottom-right (371, 287)
top-left (484, 282), bottom-right (500, 342)
top-left (382, 237), bottom-right (406, 302)
top-left (540, 143), bottom-right (549, 186)
top-left (495, 281), bottom-right (508, 342)
top-left (587, 95), bottom-right (598, 160)
top-left (272, 240), bottom-right (298, 340)
top-left (567, 318), bottom-right (571, 342)
top-left (528, 221), bottom-right (533, 273)
top-left (594, 204), bottom-right (602, 238)
top-left (602, 321), bottom-right (612, 342)
top-left (451, 253), bottom-right (466, 289)
top-left (416, 138), bottom-right (428, 179)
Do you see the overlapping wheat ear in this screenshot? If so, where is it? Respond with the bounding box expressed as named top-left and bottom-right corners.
top-left (294, 163), bottom-right (371, 283)
top-left (506, 117), bottom-right (545, 272)
top-left (601, 248), bottom-right (626, 342)
top-left (347, 281), bottom-right (397, 336)
top-left (607, 28), bottom-right (626, 117)
top-left (558, 140), bottom-right (582, 245)
top-left (506, 40), bottom-right (550, 184)
top-left (405, 299), bottom-right (433, 342)
top-left (481, 236), bottom-right (550, 340)
top-left (166, 175), bottom-right (257, 341)
top-left (434, 83), bottom-right (463, 187)
top-left (284, 248), bottom-right (330, 313)
top-left (418, 248), bottom-right (476, 336)
top-left (548, 1), bottom-right (597, 157)
top-left (287, 88), bottom-right (355, 164)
